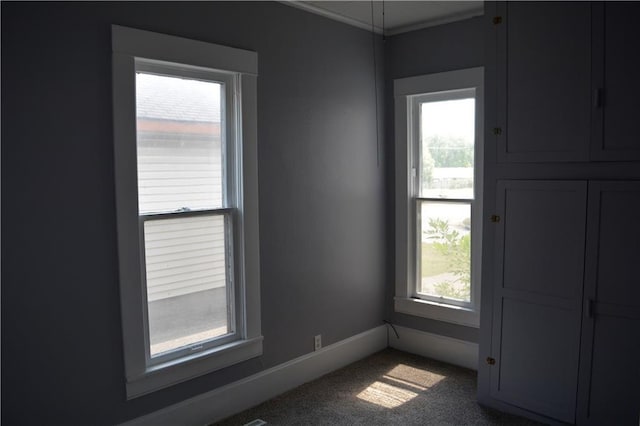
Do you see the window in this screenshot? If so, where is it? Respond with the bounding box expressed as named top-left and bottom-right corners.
top-left (112, 25), bottom-right (261, 398)
top-left (394, 68), bottom-right (483, 327)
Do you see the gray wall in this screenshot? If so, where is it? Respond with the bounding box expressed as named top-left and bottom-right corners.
top-left (384, 17), bottom-right (484, 343)
top-left (1, 2), bottom-right (386, 424)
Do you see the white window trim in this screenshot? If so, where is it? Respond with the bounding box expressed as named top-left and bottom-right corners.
top-left (394, 67), bottom-right (484, 328)
top-left (112, 25), bottom-right (262, 399)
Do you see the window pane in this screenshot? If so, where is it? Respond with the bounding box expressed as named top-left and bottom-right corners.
top-left (144, 215), bottom-right (231, 357)
top-left (420, 98), bottom-right (474, 199)
top-left (136, 73), bottom-right (224, 214)
top-left (419, 201), bottom-right (471, 303)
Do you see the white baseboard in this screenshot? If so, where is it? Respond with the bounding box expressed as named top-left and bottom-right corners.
top-left (388, 325), bottom-right (479, 371)
top-left (122, 325), bottom-right (388, 426)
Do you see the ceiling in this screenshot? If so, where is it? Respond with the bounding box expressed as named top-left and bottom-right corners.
top-left (284, 1), bottom-right (484, 35)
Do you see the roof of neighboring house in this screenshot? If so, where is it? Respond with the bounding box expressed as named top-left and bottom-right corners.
top-left (136, 72), bottom-right (221, 123)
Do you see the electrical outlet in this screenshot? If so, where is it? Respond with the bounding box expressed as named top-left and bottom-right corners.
top-left (314, 334), bottom-right (322, 351)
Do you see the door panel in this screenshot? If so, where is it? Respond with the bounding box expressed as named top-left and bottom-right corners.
top-left (491, 180), bottom-right (587, 423)
top-left (592, 3), bottom-right (640, 160)
top-left (577, 182), bottom-right (640, 424)
top-left (502, 187), bottom-right (586, 299)
top-left (498, 2), bottom-right (591, 162)
top-left (498, 298), bottom-right (581, 421)
top-left (595, 190), bottom-right (640, 303)
top-left (587, 317), bottom-right (640, 424)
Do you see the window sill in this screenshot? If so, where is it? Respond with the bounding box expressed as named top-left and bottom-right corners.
top-left (394, 297), bottom-right (479, 328)
top-left (126, 336), bottom-right (263, 399)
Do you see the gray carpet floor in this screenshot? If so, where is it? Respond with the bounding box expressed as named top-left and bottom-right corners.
top-left (215, 348), bottom-right (543, 426)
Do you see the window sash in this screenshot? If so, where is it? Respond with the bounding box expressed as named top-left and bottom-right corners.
top-left (414, 199), bottom-right (474, 308)
top-left (135, 60), bottom-right (238, 214)
top-left (140, 210), bottom-right (238, 366)
top-left (411, 89), bottom-right (476, 202)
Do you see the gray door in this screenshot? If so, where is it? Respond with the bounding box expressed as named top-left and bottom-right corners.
top-left (591, 3), bottom-right (640, 161)
top-left (497, 2), bottom-right (591, 162)
top-left (490, 180), bottom-right (587, 423)
top-left (577, 181), bottom-right (640, 424)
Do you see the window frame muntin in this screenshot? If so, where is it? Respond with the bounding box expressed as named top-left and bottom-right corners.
top-left (394, 67), bottom-right (484, 328)
top-left (112, 25), bottom-right (262, 399)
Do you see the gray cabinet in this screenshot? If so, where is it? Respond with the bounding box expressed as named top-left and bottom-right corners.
top-left (497, 2), bottom-right (591, 162)
top-left (487, 180), bottom-right (640, 424)
top-left (496, 2), bottom-right (640, 162)
top-left (490, 180), bottom-right (587, 423)
top-left (576, 182), bottom-right (640, 424)
top-left (482, 2), bottom-right (640, 424)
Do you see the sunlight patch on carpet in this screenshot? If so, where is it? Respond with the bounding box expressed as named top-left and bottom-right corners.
top-left (356, 363), bottom-right (448, 408)
top-left (356, 381), bottom-right (418, 408)
top-left (382, 375), bottom-right (428, 391)
top-left (385, 364), bottom-right (446, 389)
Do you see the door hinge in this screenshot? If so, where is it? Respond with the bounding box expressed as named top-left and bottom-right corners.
top-left (486, 357), bottom-right (496, 365)
top-left (490, 215), bottom-right (501, 223)
top-left (492, 127), bottom-right (502, 136)
top-left (493, 16), bottom-right (503, 25)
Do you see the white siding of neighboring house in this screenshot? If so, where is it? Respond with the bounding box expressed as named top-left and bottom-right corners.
top-left (144, 215), bottom-right (226, 302)
top-left (137, 137), bottom-right (223, 213)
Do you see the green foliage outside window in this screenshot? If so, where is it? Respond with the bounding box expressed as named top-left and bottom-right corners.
top-left (424, 218), bottom-right (471, 301)
top-left (426, 135), bottom-right (473, 168)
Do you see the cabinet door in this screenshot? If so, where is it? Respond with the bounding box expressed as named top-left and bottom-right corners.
top-left (490, 181), bottom-right (587, 423)
top-left (591, 3), bottom-right (640, 161)
top-left (577, 182), bottom-right (640, 424)
top-left (497, 2), bottom-right (591, 162)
